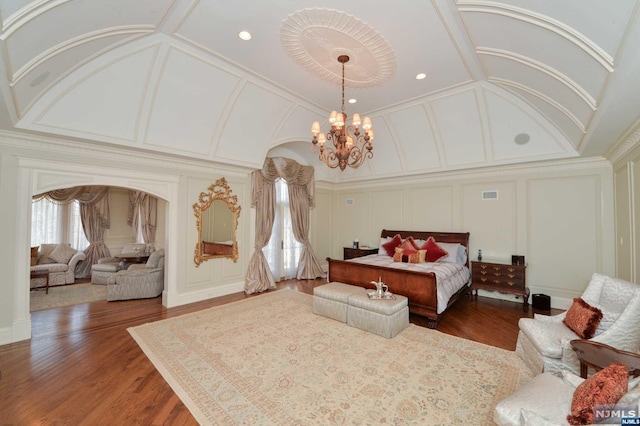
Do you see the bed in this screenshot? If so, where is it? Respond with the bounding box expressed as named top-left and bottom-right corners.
top-left (326, 230), bottom-right (471, 328)
top-left (202, 241), bottom-right (233, 256)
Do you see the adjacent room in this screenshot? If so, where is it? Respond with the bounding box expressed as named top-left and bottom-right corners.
top-left (1, 1), bottom-right (640, 425)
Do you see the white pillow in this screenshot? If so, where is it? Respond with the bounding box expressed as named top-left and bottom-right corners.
top-left (437, 242), bottom-right (468, 265)
top-left (378, 237), bottom-right (391, 255)
top-left (48, 244), bottom-right (77, 264)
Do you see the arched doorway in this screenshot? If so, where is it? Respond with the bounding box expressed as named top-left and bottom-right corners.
top-left (12, 157), bottom-right (180, 342)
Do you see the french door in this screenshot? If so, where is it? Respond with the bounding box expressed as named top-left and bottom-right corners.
top-left (263, 179), bottom-right (303, 281)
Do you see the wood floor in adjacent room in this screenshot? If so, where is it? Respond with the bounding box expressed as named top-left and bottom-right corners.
top-left (0, 278), bottom-right (559, 425)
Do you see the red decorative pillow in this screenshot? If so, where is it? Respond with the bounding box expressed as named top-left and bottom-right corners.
top-left (567, 363), bottom-right (628, 425)
top-left (420, 237), bottom-right (448, 262)
top-left (399, 236), bottom-right (419, 255)
top-left (382, 234), bottom-right (403, 256)
top-left (563, 298), bottom-right (603, 339)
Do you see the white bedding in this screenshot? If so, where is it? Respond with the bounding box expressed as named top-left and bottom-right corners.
top-left (346, 254), bottom-right (471, 314)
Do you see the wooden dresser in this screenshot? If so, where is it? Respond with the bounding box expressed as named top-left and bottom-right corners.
top-left (471, 259), bottom-right (529, 310)
top-left (343, 246), bottom-right (379, 260)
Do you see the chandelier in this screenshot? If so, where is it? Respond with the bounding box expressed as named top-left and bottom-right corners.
top-left (311, 55), bottom-right (374, 171)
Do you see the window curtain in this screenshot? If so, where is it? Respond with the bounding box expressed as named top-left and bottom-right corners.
top-left (245, 157), bottom-right (325, 294)
top-left (33, 186), bottom-right (111, 277)
top-left (127, 191), bottom-right (157, 244)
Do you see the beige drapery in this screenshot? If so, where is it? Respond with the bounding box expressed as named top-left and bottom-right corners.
top-left (33, 186), bottom-right (111, 277)
top-left (245, 157), bottom-right (324, 294)
top-left (127, 191), bottom-right (157, 244)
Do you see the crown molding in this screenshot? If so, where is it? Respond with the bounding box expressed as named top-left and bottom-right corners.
top-left (0, 129), bottom-right (254, 177)
top-left (608, 125), bottom-right (640, 165)
top-left (318, 156), bottom-right (611, 191)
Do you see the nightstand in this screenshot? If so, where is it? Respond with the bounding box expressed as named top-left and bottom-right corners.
top-left (471, 259), bottom-right (529, 311)
top-left (343, 246), bottom-right (378, 260)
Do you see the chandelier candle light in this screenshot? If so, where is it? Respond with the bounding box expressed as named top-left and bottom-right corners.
top-left (311, 55), bottom-right (374, 171)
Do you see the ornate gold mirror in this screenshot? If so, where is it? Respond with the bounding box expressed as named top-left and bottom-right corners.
top-left (193, 178), bottom-right (241, 266)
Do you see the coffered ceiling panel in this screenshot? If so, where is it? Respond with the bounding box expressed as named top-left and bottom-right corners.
top-left (145, 46), bottom-right (241, 155)
top-left (387, 105), bottom-right (441, 172)
top-left (216, 82), bottom-right (293, 167)
top-left (430, 88), bottom-right (487, 168)
top-left (484, 89), bottom-right (571, 162)
top-left (36, 46), bottom-right (157, 142)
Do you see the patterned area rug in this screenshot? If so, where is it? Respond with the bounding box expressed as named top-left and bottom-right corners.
top-left (128, 289), bottom-right (533, 425)
top-left (30, 283), bottom-right (107, 311)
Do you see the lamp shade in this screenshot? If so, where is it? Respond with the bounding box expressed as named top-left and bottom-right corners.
top-left (311, 121), bottom-right (320, 135)
top-left (362, 116), bottom-right (372, 130)
top-left (352, 113), bottom-right (361, 127)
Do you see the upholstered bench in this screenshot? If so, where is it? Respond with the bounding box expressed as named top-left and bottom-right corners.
top-left (347, 292), bottom-right (409, 338)
top-left (313, 282), bottom-right (409, 338)
top-left (91, 262), bottom-right (122, 285)
top-left (313, 282), bottom-right (368, 323)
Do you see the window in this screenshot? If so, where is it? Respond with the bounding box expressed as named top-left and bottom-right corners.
top-left (263, 179), bottom-right (303, 281)
top-left (31, 198), bottom-right (89, 251)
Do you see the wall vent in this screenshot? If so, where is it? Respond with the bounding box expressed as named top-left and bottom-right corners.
top-left (345, 198), bottom-right (355, 206)
top-left (482, 190), bottom-right (498, 200)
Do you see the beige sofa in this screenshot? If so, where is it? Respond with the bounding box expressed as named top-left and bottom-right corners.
top-left (30, 243), bottom-right (86, 288)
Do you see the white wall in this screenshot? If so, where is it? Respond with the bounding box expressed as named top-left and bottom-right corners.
top-left (319, 157), bottom-right (615, 309)
top-left (612, 139), bottom-right (640, 283)
top-left (0, 131), bottom-right (252, 345)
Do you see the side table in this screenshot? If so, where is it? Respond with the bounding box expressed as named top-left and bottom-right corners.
top-left (570, 339), bottom-right (640, 378)
top-left (30, 269), bottom-right (50, 294)
top-left (343, 246), bottom-right (378, 260)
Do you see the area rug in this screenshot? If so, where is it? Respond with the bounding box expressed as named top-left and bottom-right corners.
top-left (30, 283), bottom-right (107, 311)
top-left (128, 289), bottom-right (533, 425)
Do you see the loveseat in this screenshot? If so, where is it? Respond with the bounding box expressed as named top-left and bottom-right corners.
top-left (30, 243), bottom-right (86, 288)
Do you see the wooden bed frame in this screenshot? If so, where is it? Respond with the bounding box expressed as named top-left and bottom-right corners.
top-left (326, 230), bottom-right (471, 328)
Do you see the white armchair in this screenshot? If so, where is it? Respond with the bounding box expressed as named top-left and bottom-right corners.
top-left (106, 250), bottom-right (164, 301)
top-left (91, 243), bottom-right (147, 284)
top-left (516, 273), bottom-right (640, 376)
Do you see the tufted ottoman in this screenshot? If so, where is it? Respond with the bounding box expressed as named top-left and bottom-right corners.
top-left (347, 292), bottom-right (409, 338)
top-left (91, 262), bottom-right (122, 285)
top-left (313, 282), bottom-right (368, 323)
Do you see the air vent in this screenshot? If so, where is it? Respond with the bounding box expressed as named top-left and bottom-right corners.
top-left (345, 198), bottom-right (355, 206)
top-left (482, 191), bottom-right (498, 200)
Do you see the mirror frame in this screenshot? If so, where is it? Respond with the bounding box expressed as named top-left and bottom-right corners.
top-left (193, 177), bottom-right (241, 266)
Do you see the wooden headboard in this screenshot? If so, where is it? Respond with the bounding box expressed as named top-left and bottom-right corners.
top-left (380, 230), bottom-right (471, 268)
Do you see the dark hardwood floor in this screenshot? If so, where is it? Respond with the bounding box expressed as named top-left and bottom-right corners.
top-left (0, 279), bottom-right (560, 425)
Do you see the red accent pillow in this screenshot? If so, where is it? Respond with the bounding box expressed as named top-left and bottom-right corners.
top-left (399, 236), bottom-right (419, 255)
top-left (420, 237), bottom-right (448, 262)
top-left (382, 234), bottom-right (403, 256)
top-left (563, 297), bottom-right (603, 339)
top-left (567, 363), bottom-right (628, 425)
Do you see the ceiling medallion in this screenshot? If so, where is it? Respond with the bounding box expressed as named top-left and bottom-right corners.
top-left (280, 8), bottom-right (396, 88)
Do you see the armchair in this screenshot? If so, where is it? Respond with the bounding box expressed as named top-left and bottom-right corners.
top-left (516, 273), bottom-right (640, 375)
top-left (91, 243), bottom-right (147, 284)
top-left (106, 250), bottom-right (164, 301)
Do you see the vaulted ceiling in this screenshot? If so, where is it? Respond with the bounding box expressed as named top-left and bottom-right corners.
top-left (1, 1), bottom-right (639, 182)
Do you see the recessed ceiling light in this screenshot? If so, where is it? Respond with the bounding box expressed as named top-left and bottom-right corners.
top-left (348, 98), bottom-right (357, 104)
top-left (416, 73), bottom-right (426, 80)
top-left (238, 31), bottom-right (252, 41)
